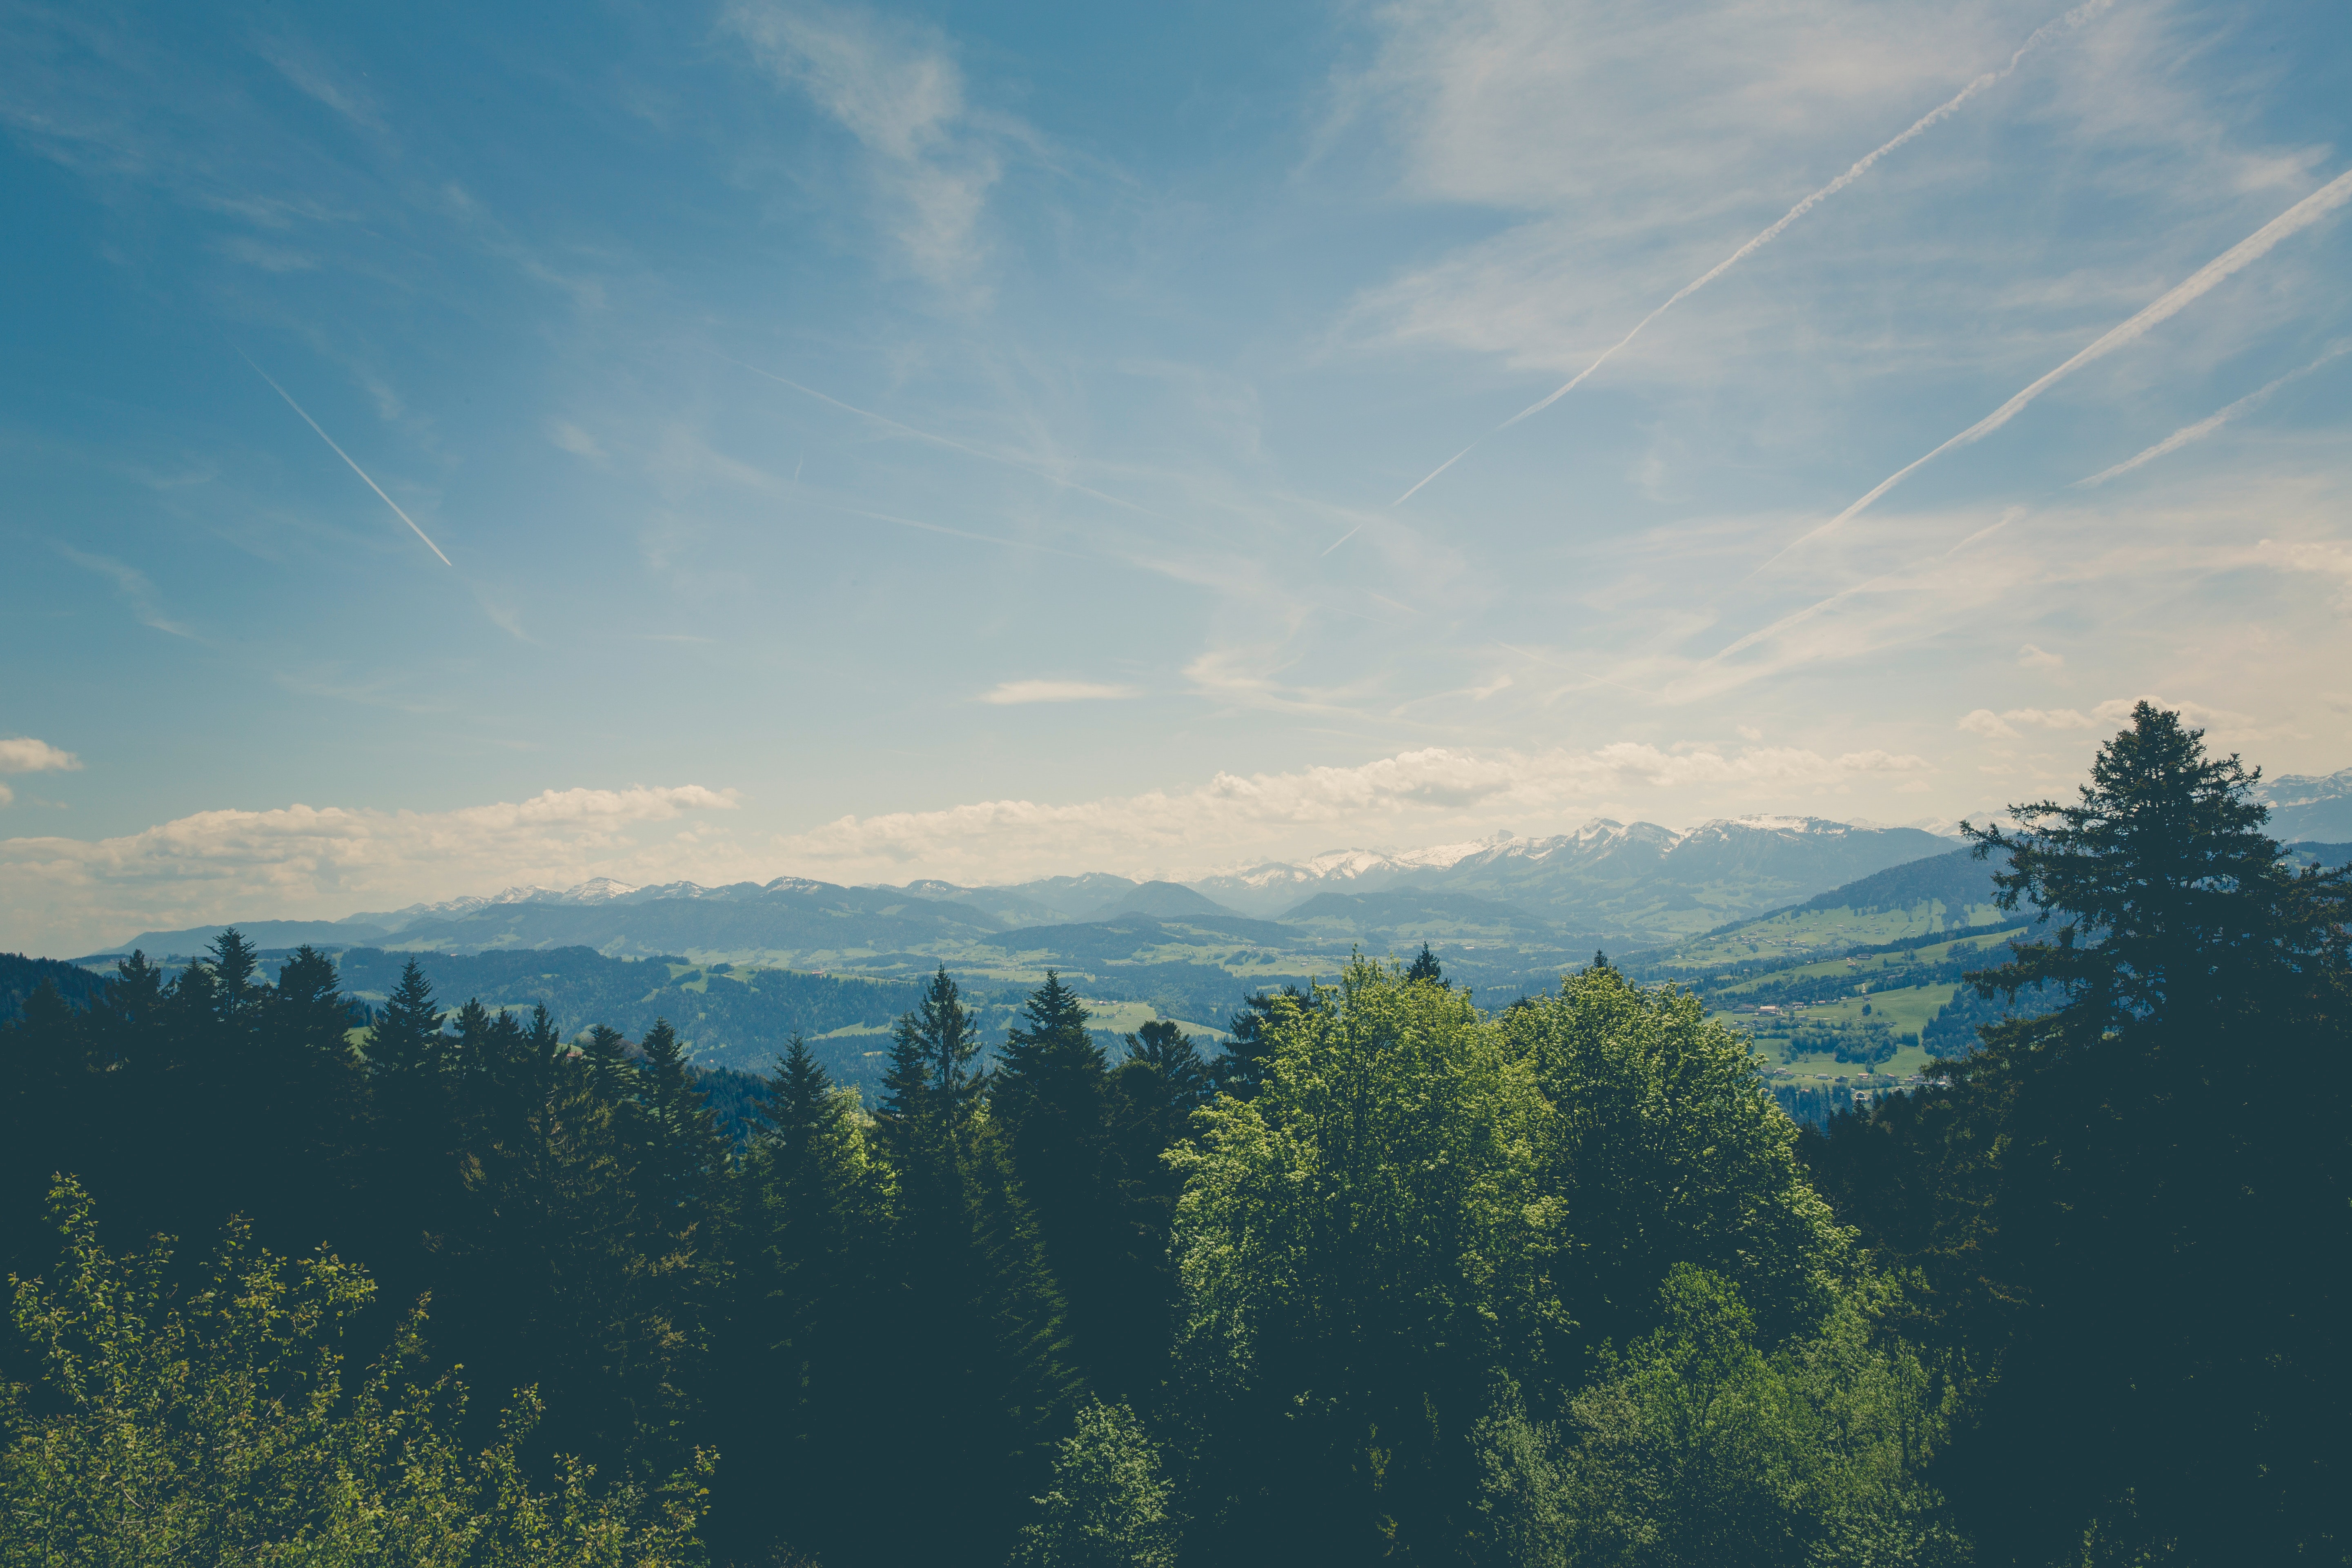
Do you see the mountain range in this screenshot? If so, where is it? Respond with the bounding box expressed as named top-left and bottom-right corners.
top-left (2254, 768), bottom-right (2352, 842)
top-left (95, 814), bottom-right (1956, 959)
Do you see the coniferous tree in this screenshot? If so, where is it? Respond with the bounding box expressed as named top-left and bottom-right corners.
top-left (1209, 984), bottom-right (1312, 1101)
top-left (863, 967), bottom-right (1078, 1567)
top-left (704, 1036), bottom-right (885, 1566)
top-left (1405, 942), bottom-right (1446, 987)
top-left (877, 964), bottom-right (988, 1155)
top-left (1811, 704), bottom-right (2352, 1563)
top-left (1118, 1020), bottom-right (1209, 1116)
top-left (996, 973), bottom-right (1159, 1400)
top-left (367, 958), bottom-right (448, 1102)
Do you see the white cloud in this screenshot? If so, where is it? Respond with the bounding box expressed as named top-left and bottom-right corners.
top-left (0, 785), bottom-right (738, 956)
top-left (724, 0), bottom-right (1002, 288)
top-left (1959, 705), bottom-right (2095, 739)
top-left (2017, 643), bottom-right (2065, 670)
top-left (764, 742), bottom-right (1943, 884)
top-left (0, 738), bottom-right (81, 774)
top-left (979, 680), bottom-right (1143, 705)
top-left (2091, 694), bottom-right (2247, 728)
top-left (1832, 749), bottom-right (1933, 772)
top-left (58, 547), bottom-right (197, 639)
top-left (548, 420), bottom-right (605, 459)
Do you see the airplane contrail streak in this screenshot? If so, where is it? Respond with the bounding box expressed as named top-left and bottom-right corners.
top-left (1390, 0), bottom-right (2114, 508)
top-left (1320, 522), bottom-right (1363, 556)
top-left (239, 352), bottom-right (454, 567)
top-left (1709, 510), bottom-right (2022, 666)
top-left (1756, 166), bottom-right (2352, 571)
top-left (2074, 341), bottom-right (2352, 486)
top-left (721, 354), bottom-right (1170, 521)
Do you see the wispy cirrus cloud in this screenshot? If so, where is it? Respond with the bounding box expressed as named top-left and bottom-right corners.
top-left (979, 680), bottom-right (1141, 705)
top-left (723, 0), bottom-right (1005, 290)
top-left (58, 546), bottom-right (197, 638)
top-left (1766, 166), bottom-right (2352, 567)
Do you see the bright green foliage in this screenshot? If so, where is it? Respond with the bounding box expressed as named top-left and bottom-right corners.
top-left (1499, 962), bottom-right (1851, 1360)
top-left (1168, 958), bottom-right (1560, 1559)
top-left (0, 1181), bottom-right (708, 1568)
top-left (1469, 1266), bottom-right (1962, 1568)
top-left (1010, 1401), bottom-right (1181, 1568)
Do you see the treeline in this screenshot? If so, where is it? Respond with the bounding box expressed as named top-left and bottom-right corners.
top-left (0, 704), bottom-right (2345, 1566)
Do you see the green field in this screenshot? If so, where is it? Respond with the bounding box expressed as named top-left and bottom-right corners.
top-left (1666, 898), bottom-right (2008, 973)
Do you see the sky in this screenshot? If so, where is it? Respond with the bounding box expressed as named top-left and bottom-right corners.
top-left (4, 0), bottom-right (2350, 954)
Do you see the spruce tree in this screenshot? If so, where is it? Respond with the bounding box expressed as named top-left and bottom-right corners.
top-left (995, 973), bottom-right (1157, 1398)
top-left (864, 969), bottom-right (1079, 1565)
top-left (1210, 984), bottom-right (1311, 1101)
top-left (875, 964), bottom-right (986, 1160)
top-left (1118, 1019), bottom-right (1209, 1113)
top-left (1818, 704), bottom-right (2352, 1562)
top-left (366, 957), bottom-right (448, 1088)
top-left (1405, 942), bottom-right (1446, 987)
top-left (708, 1037), bottom-right (887, 1566)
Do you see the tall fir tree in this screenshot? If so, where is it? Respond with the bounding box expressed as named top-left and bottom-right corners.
top-left (995, 974), bottom-right (1165, 1400)
top-left (863, 968), bottom-right (1080, 1567)
top-left (1811, 704), bottom-right (2352, 1563)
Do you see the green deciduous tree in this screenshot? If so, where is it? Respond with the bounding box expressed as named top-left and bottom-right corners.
top-left (1168, 958), bottom-right (1559, 1561)
top-left (1499, 962), bottom-right (1852, 1363)
top-left (1011, 1400), bottom-right (1182, 1568)
top-left (0, 1180), bottom-right (709, 1567)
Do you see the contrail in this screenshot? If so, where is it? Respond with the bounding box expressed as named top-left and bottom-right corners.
top-left (720, 354), bottom-right (1170, 521)
top-left (1757, 166), bottom-right (2352, 570)
top-left (2074, 340), bottom-right (2351, 486)
top-left (1711, 508), bottom-right (2022, 667)
top-left (1320, 522), bottom-right (1363, 556)
top-left (1391, 0), bottom-right (2115, 508)
top-left (239, 352), bottom-right (454, 566)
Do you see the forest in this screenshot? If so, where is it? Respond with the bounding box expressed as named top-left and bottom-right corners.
top-left (0, 704), bottom-right (2344, 1566)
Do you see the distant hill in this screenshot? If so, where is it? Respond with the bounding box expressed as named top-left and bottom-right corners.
top-left (1786, 848), bottom-right (1996, 916)
top-left (2, 952), bottom-right (114, 1025)
top-left (1108, 880), bottom-right (1239, 919)
top-left (92, 918), bottom-right (395, 960)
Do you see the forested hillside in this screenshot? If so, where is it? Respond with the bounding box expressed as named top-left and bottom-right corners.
top-left (0, 951), bottom-right (113, 1024)
top-left (3, 706), bottom-right (2343, 1566)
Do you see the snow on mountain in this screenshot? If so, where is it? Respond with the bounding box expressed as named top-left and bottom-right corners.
top-left (2256, 768), bottom-right (2352, 842)
top-left (1188, 815), bottom-right (1949, 921)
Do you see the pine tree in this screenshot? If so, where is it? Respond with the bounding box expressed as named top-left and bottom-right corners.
top-left (1820, 704), bottom-right (2352, 1562)
top-left (1118, 1020), bottom-right (1209, 1114)
top-left (207, 927), bottom-right (264, 1021)
top-left (875, 965), bottom-right (987, 1160)
top-left (996, 974), bottom-right (1160, 1399)
top-left (635, 1017), bottom-right (728, 1238)
top-left (366, 957), bottom-right (448, 1089)
top-left (706, 1038), bottom-right (886, 1566)
top-left (1405, 942), bottom-right (1447, 987)
top-left (862, 970), bottom-right (1080, 1564)
top-left (1209, 984), bottom-right (1311, 1101)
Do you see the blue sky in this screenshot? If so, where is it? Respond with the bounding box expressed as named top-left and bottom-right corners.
top-left (4, 0), bottom-right (2350, 953)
